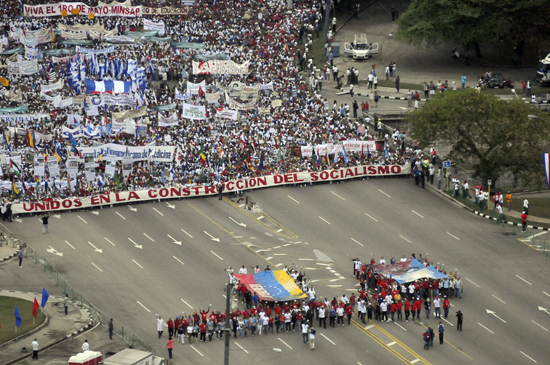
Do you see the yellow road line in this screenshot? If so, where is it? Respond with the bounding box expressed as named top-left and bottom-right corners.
top-left (358, 320), bottom-right (432, 365)
top-left (415, 320), bottom-right (473, 361)
top-left (222, 197), bottom-right (298, 239)
top-left (352, 321), bottom-right (416, 364)
top-left (188, 203), bottom-right (276, 267)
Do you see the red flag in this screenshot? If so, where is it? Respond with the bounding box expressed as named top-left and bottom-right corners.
top-left (33, 297), bottom-right (39, 318)
top-left (198, 86), bottom-right (205, 97)
top-left (52, 110), bottom-right (59, 117)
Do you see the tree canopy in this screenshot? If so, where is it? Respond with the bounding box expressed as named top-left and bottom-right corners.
top-left (396, 0), bottom-right (550, 57)
top-left (407, 90), bottom-right (550, 187)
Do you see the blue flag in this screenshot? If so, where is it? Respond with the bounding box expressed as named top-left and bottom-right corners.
top-left (384, 143), bottom-right (388, 158)
top-left (341, 146), bottom-right (348, 164)
top-left (41, 287), bottom-right (49, 308)
top-left (15, 305), bottom-right (22, 327)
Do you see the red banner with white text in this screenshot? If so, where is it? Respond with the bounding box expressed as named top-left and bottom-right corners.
top-left (11, 164), bottom-right (410, 214)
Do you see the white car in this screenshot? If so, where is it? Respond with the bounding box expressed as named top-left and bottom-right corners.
top-left (344, 34), bottom-right (379, 60)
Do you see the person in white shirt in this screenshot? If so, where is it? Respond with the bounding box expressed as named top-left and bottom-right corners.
top-left (239, 265), bottom-right (247, 274)
top-left (32, 339), bottom-right (39, 359)
top-left (408, 284), bottom-right (415, 299)
top-left (359, 300), bottom-right (367, 324)
top-left (336, 306), bottom-right (345, 326)
top-left (341, 294), bottom-right (349, 304)
top-left (400, 255), bottom-right (407, 263)
top-left (157, 316), bottom-right (165, 338)
top-left (301, 321), bottom-right (309, 344)
top-left (380, 301), bottom-right (388, 322)
top-left (380, 257), bottom-right (386, 265)
top-left (82, 339), bottom-right (89, 351)
top-left (523, 198), bottom-right (529, 215)
top-left (433, 297), bottom-right (441, 318)
top-left (318, 306), bottom-right (326, 329)
top-left (308, 287), bottom-right (316, 300)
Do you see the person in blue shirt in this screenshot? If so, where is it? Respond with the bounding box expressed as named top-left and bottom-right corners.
top-left (252, 293), bottom-right (259, 307)
top-left (438, 322), bottom-right (444, 344)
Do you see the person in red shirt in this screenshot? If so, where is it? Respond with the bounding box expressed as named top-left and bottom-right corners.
top-left (390, 302), bottom-right (396, 322)
top-left (167, 318), bottom-right (174, 338)
top-left (443, 296), bottom-right (450, 318)
top-left (201, 308), bottom-right (210, 323)
top-left (411, 302), bottom-right (417, 321)
top-left (404, 299), bottom-right (410, 322)
top-left (522, 211), bottom-right (528, 231)
top-left (396, 300), bottom-right (403, 321)
top-left (345, 304), bottom-right (353, 325)
top-left (415, 299), bottom-right (423, 320)
top-left (199, 323), bottom-right (207, 342)
top-left (275, 304), bottom-right (282, 317)
top-left (243, 310), bottom-right (249, 319)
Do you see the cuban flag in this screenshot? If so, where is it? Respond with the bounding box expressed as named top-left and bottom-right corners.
top-left (341, 145), bottom-right (348, 164)
top-left (544, 153), bottom-right (550, 188)
top-left (127, 59), bottom-right (137, 80)
top-left (85, 79), bottom-right (133, 94)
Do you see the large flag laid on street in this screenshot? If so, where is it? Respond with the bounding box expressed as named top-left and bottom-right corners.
top-left (235, 270), bottom-right (306, 302)
top-left (370, 258), bottom-right (448, 284)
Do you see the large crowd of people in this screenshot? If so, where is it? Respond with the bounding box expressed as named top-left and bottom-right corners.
top-left (0, 0), bottom-right (417, 210)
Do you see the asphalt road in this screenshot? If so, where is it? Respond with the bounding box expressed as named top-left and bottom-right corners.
top-left (7, 176), bottom-right (550, 365)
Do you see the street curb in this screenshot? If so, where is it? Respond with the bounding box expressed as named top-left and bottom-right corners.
top-left (425, 185), bottom-right (548, 230)
top-left (1, 293), bottom-right (95, 365)
top-left (0, 248), bottom-right (18, 264)
top-left (336, 90), bottom-right (426, 101)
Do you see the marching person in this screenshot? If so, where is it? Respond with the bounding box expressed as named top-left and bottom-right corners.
top-left (438, 322), bottom-right (444, 344)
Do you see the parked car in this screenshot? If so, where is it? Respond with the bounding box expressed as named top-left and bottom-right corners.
top-left (488, 74), bottom-right (513, 88)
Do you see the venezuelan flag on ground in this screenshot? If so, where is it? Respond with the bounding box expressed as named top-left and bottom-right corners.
top-left (235, 270), bottom-right (306, 301)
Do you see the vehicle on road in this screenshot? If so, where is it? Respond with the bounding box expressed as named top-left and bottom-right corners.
top-left (487, 73), bottom-right (514, 89)
top-left (537, 53), bottom-right (550, 85)
top-left (344, 34), bottom-right (379, 60)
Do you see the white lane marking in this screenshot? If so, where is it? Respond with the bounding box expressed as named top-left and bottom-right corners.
top-left (365, 213), bottom-right (378, 222)
top-left (329, 279), bottom-right (343, 282)
top-left (466, 278), bottom-right (481, 287)
top-left (320, 333), bottom-right (336, 345)
top-left (442, 317), bottom-right (454, 327)
top-left (132, 259), bottom-right (143, 269)
top-left (492, 295), bottom-right (506, 304)
top-left (387, 341), bottom-right (396, 346)
top-left (91, 211), bottom-right (99, 215)
top-left (305, 268), bottom-right (318, 270)
top-left (531, 320), bottom-right (549, 332)
top-left (190, 345), bottom-right (204, 357)
top-left (181, 229), bottom-right (193, 238)
top-left (128, 238), bottom-right (143, 249)
top-left (446, 232), bottom-right (460, 240)
top-left (399, 235), bottom-right (412, 243)
top-left (204, 231), bottom-right (220, 242)
top-left (173, 256), bottom-right (185, 265)
top-left (152, 208), bottom-right (164, 216)
top-left (394, 322), bottom-right (407, 331)
top-left (272, 246), bottom-right (281, 249)
top-left (516, 275), bottom-right (532, 285)
top-left (316, 263), bottom-right (330, 266)
top-left (234, 342), bottom-right (249, 354)
top-left (520, 351), bottom-right (537, 363)
top-left (411, 360), bottom-right (420, 364)
top-left (523, 231), bottom-right (548, 242)
top-left (91, 262), bottom-right (103, 272)
top-left (274, 253), bottom-right (288, 256)
top-left (65, 240), bottom-right (76, 249)
top-left (275, 263), bottom-right (283, 267)
top-left (365, 325), bottom-right (374, 330)
top-left (278, 337), bottom-right (293, 349)
top-left (378, 189), bottom-right (391, 198)
top-left (181, 299), bottom-right (193, 309)
top-left (136, 301), bottom-right (150, 312)
top-left (319, 216), bottom-right (331, 225)
top-left (412, 210), bottom-right (424, 218)
top-left (143, 233), bottom-right (155, 242)
top-left (299, 258), bottom-right (314, 261)
top-left (288, 195), bottom-right (300, 204)
top-left (257, 216), bottom-right (265, 220)
top-left (116, 211), bottom-right (126, 220)
top-left (544, 292), bottom-right (550, 298)
top-left (477, 322), bottom-right (494, 334)
top-left (211, 251), bottom-right (224, 260)
top-left (351, 238), bottom-right (364, 246)
top-left (331, 191), bottom-right (345, 200)
top-left (88, 242), bottom-right (103, 253)
top-left (77, 216), bottom-right (88, 224)
top-left (283, 243), bottom-right (291, 246)
top-left (104, 237), bottom-right (116, 246)
top-left (222, 295), bottom-right (226, 298)
top-left (327, 285), bottom-right (342, 288)
top-left (264, 232), bottom-right (272, 236)
top-left (265, 257), bottom-right (273, 261)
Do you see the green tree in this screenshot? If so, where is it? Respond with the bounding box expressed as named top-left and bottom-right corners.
top-left (396, 0), bottom-right (550, 58)
top-left (407, 90), bottom-right (550, 187)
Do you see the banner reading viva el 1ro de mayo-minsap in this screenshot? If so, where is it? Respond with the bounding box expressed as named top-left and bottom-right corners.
top-left (11, 164), bottom-right (410, 214)
top-left (24, 2), bottom-right (142, 17)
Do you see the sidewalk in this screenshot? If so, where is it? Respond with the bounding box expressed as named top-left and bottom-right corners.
top-left (0, 260), bottom-right (93, 365)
